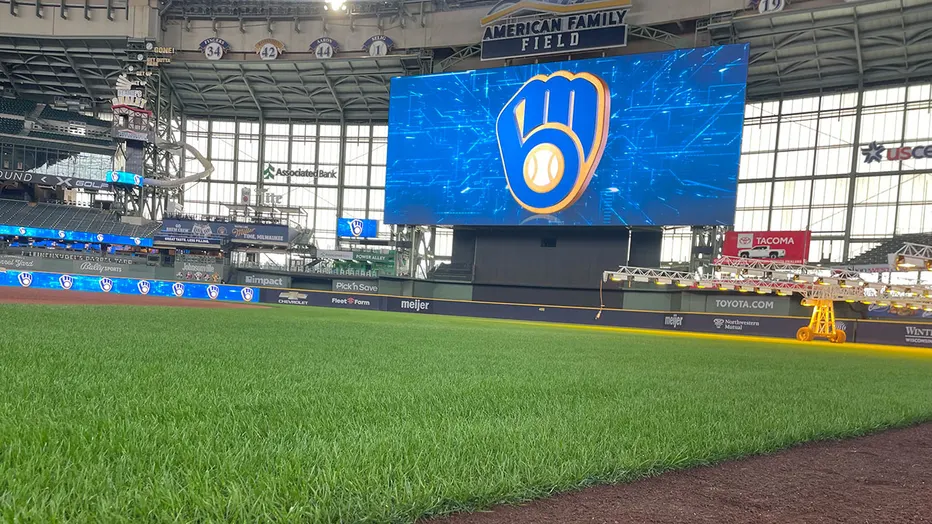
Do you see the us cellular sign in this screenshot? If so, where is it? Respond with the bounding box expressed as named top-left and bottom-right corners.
top-left (480, 0), bottom-right (630, 60)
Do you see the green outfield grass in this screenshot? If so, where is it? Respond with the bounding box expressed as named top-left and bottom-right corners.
top-left (1, 304), bottom-right (932, 522)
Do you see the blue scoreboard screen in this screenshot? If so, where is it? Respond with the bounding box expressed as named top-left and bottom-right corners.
top-left (385, 44), bottom-right (748, 226)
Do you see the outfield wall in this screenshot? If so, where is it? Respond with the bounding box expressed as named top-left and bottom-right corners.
top-left (257, 288), bottom-right (932, 349)
top-left (1, 268), bottom-right (929, 349)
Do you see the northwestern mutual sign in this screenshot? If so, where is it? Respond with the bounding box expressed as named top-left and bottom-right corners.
top-left (480, 0), bottom-right (631, 61)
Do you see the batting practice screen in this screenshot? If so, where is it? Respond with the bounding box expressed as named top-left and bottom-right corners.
top-left (384, 44), bottom-right (749, 226)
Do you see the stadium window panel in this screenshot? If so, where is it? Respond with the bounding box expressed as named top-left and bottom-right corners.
top-left (318, 140), bottom-right (340, 164)
top-left (369, 165), bottom-right (386, 187)
top-left (211, 183), bottom-right (235, 204)
top-left (895, 141), bottom-right (932, 171)
top-left (264, 185), bottom-right (290, 207)
top-left (897, 173), bottom-right (932, 203)
top-left (810, 240), bottom-right (845, 263)
top-left (778, 117), bottom-right (818, 150)
top-left (372, 125), bottom-right (388, 138)
top-left (850, 205), bottom-right (896, 238)
top-left (207, 203), bottom-right (223, 216)
top-left (265, 138), bottom-right (289, 164)
top-left (291, 141), bottom-right (317, 165)
top-left (855, 146), bottom-right (902, 174)
top-left (736, 181), bottom-right (772, 209)
top-left (857, 107), bottom-right (904, 143)
top-left (772, 180), bottom-right (812, 207)
top-left (320, 124), bottom-right (341, 137)
top-left (661, 227), bottom-right (692, 264)
top-left (813, 147), bottom-right (852, 176)
top-left (316, 188), bottom-right (338, 209)
top-left (434, 228), bottom-right (454, 257)
top-left (781, 96), bottom-right (820, 115)
top-left (734, 210), bottom-right (768, 230)
top-left (808, 206), bottom-right (848, 233)
top-left (264, 123), bottom-right (290, 137)
top-left (370, 140), bottom-right (388, 166)
top-left (895, 204), bottom-right (932, 234)
top-left (186, 180), bottom-right (209, 201)
top-left (316, 237), bottom-right (336, 250)
top-left (862, 86), bottom-right (907, 106)
top-left (210, 134), bottom-right (235, 161)
top-left (186, 202), bottom-right (208, 216)
top-left (212, 160), bottom-right (235, 182)
top-left (342, 188), bottom-right (367, 210)
top-left (346, 124), bottom-right (370, 138)
top-left (238, 161), bottom-right (258, 183)
top-left (311, 164), bottom-right (335, 187)
top-left (290, 187), bottom-right (315, 209)
top-left (739, 152), bottom-right (775, 180)
top-left (769, 208), bottom-right (808, 231)
top-left (811, 178), bottom-right (850, 206)
top-left (186, 119), bottom-right (208, 134)
top-left (288, 163), bottom-right (316, 186)
top-left (854, 175), bottom-right (899, 204)
top-left (239, 121), bottom-right (259, 135)
top-left (237, 136), bottom-right (260, 164)
top-left (903, 108), bottom-right (932, 140)
top-left (775, 150), bottom-right (814, 177)
top-left (820, 92), bottom-right (858, 110)
top-left (344, 165), bottom-right (368, 187)
top-left (816, 115), bottom-right (856, 147)
top-left (744, 102), bottom-right (764, 119)
top-left (315, 208), bottom-right (337, 232)
top-left (345, 138), bottom-right (370, 165)
top-left (292, 123), bottom-right (318, 139)
top-left (741, 123), bottom-right (778, 153)
top-left (907, 83), bottom-right (932, 101)
top-left (368, 189), bottom-right (385, 212)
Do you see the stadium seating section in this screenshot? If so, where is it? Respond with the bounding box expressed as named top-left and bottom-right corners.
top-left (848, 233), bottom-right (932, 265)
top-left (0, 199), bottom-right (160, 238)
top-left (0, 98), bottom-right (37, 116)
top-left (26, 131), bottom-right (113, 147)
top-left (0, 117), bottom-right (24, 134)
top-left (39, 106), bottom-right (109, 127)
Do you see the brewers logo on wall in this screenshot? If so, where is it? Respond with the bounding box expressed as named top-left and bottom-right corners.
top-left (255, 38), bottom-right (285, 60)
top-left (310, 37), bottom-right (340, 59)
top-left (200, 37), bottom-right (231, 60)
top-left (363, 35), bottom-right (394, 57)
top-left (480, 0), bottom-right (630, 60)
top-left (496, 71), bottom-right (609, 214)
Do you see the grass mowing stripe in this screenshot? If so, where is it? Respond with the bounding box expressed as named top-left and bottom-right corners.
top-left (1, 304), bottom-right (931, 522)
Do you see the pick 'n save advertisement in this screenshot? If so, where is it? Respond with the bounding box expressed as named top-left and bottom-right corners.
top-left (722, 231), bottom-right (812, 264)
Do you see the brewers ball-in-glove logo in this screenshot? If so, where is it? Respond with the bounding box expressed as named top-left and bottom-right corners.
top-left (17, 272), bottom-right (33, 287)
top-left (349, 218), bottom-right (365, 237)
top-left (99, 277), bottom-right (114, 293)
top-left (172, 282), bottom-right (185, 297)
top-left (59, 274), bottom-right (74, 290)
top-left (496, 71), bottom-right (609, 214)
top-left (241, 287), bottom-right (254, 302)
top-left (207, 284), bottom-right (220, 300)
top-left (137, 280), bottom-right (151, 295)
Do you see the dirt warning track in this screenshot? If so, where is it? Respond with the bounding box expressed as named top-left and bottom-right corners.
top-left (430, 422), bottom-right (932, 524)
top-left (0, 286), bottom-right (263, 308)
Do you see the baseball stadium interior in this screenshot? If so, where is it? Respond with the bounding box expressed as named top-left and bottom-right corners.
top-left (2, 0), bottom-right (932, 521)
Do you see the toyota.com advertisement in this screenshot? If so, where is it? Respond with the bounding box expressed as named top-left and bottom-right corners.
top-left (722, 231), bottom-right (812, 264)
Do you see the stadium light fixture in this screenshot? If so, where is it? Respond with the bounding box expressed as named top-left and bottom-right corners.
top-left (325, 0), bottom-right (348, 11)
top-left (755, 287), bottom-right (772, 295)
top-left (633, 275), bottom-right (650, 283)
top-left (908, 304), bottom-right (921, 310)
top-left (655, 277), bottom-right (672, 285)
top-left (776, 290), bottom-right (793, 296)
top-left (609, 274), bottom-right (624, 282)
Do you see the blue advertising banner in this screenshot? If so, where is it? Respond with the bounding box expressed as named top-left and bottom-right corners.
top-left (385, 44), bottom-right (748, 227)
top-left (157, 220), bottom-right (288, 244)
top-left (337, 218), bottom-right (379, 239)
top-left (106, 170), bottom-right (144, 187)
top-left (865, 304), bottom-right (932, 322)
top-left (0, 224), bottom-right (152, 247)
top-left (0, 269), bottom-right (257, 302)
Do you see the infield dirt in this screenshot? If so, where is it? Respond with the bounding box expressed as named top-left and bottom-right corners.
top-left (430, 422), bottom-right (932, 524)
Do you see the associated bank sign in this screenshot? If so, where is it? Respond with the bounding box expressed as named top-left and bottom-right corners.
top-left (480, 0), bottom-right (630, 60)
